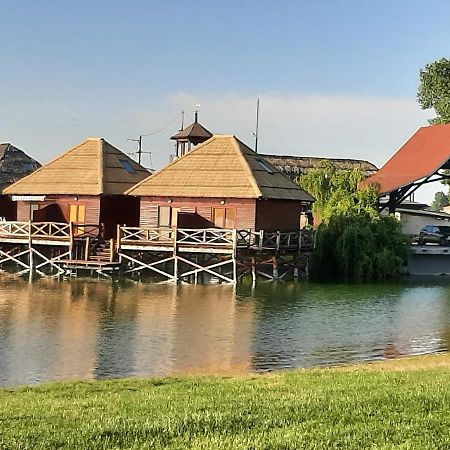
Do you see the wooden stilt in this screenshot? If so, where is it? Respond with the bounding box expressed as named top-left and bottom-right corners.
top-left (272, 256), bottom-right (278, 280)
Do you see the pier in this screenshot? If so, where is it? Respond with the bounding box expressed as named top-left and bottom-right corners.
top-left (0, 221), bottom-right (314, 282)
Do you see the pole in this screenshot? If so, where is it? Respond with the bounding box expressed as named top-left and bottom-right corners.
top-left (138, 135), bottom-right (142, 165)
top-left (255, 98), bottom-right (260, 153)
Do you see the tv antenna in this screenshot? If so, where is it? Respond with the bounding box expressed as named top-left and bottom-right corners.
top-left (251, 98), bottom-right (260, 153)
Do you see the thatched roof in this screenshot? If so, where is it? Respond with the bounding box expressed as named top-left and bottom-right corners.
top-left (0, 143), bottom-right (41, 192)
top-left (4, 138), bottom-right (149, 196)
top-left (127, 135), bottom-right (314, 202)
top-left (262, 154), bottom-right (378, 179)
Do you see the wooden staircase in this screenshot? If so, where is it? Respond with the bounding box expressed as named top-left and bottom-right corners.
top-left (89, 239), bottom-right (115, 263)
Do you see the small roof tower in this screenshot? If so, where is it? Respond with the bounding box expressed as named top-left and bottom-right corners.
top-left (170, 108), bottom-right (212, 157)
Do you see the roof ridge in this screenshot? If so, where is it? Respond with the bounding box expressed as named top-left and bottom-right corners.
top-left (98, 138), bottom-right (105, 194)
top-left (232, 137), bottom-right (262, 198)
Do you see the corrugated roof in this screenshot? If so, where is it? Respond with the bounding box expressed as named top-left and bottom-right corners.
top-left (4, 138), bottom-right (149, 195)
top-left (362, 124), bottom-right (450, 195)
top-left (0, 143), bottom-right (41, 191)
top-left (127, 135), bottom-right (315, 202)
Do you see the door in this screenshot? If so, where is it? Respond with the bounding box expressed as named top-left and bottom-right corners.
top-left (69, 204), bottom-right (86, 236)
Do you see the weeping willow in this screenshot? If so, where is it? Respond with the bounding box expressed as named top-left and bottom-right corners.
top-left (298, 162), bottom-right (409, 281)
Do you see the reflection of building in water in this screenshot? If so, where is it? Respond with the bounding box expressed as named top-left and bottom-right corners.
top-left (132, 283), bottom-right (177, 376)
top-left (170, 285), bottom-right (255, 374)
top-left (93, 283), bottom-right (139, 380)
top-left (0, 277), bottom-right (104, 385)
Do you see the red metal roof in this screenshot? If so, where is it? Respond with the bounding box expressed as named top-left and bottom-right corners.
top-left (362, 124), bottom-right (450, 194)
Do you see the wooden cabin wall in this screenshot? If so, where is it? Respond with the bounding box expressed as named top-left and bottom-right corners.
top-left (0, 195), bottom-right (17, 220)
top-left (100, 195), bottom-right (140, 239)
top-left (255, 199), bottom-right (305, 231)
top-left (139, 197), bottom-right (256, 230)
top-left (16, 195), bottom-right (101, 224)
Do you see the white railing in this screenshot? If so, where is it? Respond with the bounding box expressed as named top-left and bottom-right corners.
top-left (176, 228), bottom-right (235, 247)
top-left (119, 226), bottom-right (176, 244)
top-left (0, 221), bottom-right (71, 241)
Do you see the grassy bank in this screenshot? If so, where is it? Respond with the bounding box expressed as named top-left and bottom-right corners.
top-left (1, 354), bottom-right (450, 449)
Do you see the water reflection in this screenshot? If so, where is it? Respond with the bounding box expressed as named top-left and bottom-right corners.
top-left (0, 275), bottom-right (450, 386)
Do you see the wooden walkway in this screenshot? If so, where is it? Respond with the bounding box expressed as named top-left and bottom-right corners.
top-left (0, 221), bottom-right (314, 283)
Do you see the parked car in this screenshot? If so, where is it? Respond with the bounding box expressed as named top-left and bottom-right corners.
top-left (418, 225), bottom-right (450, 246)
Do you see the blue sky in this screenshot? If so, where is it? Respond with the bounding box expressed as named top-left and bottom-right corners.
top-left (2, 0), bottom-right (450, 200)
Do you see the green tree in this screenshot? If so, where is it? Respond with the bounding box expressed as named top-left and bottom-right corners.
top-left (298, 163), bottom-right (410, 281)
top-left (417, 58), bottom-right (450, 125)
top-left (430, 191), bottom-right (450, 212)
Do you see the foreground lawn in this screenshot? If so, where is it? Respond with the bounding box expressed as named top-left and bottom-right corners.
top-left (1, 354), bottom-right (450, 449)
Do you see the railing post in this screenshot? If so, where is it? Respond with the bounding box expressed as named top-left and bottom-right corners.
top-left (110, 238), bottom-right (114, 262)
top-left (69, 222), bottom-right (74, 260)
top-left (259, 230), bottom-right (264, 251)
top-left (276, 231), bottom-right (281, 251)
top-left (28, 220), bottom-right (33, 271)
top-left (116, 224), bottom-right (121, 252)
top-left (85, 236), bottom-right (90, 260)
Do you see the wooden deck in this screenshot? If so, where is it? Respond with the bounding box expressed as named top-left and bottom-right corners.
top-left (0, 221), bottom-right (315, 283)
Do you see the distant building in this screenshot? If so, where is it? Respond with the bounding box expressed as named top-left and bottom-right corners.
top-left (261, 154), bottom-right (378, 180)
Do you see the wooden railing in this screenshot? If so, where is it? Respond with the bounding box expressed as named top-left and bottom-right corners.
top-left (73, 224), bottom-right (102, 239)
top-left (0, 221), bottom-right (71, 241)
top-left (236, 229), bottom-right (314, 250)
top-left (176, 228), bottom-right (235, 247)
top-left (118, 226), bottom-right (176, 245)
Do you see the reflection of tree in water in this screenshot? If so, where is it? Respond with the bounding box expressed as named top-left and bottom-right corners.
top-left (249, 282), bottom-right (413, 371)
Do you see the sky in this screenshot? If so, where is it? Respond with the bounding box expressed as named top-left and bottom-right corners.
top-left (2, 0), bottom-right (450, 202)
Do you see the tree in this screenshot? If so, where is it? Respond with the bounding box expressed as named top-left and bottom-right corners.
top-left (417, 58), bottom-right (450, 125)
top-left (298, 163), bottom-right (410, 281)
top-left (430, 191), bottom-right (450, 212)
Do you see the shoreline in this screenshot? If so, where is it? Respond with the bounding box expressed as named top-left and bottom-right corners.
top-left (1, 352), bottom-right (450, 449)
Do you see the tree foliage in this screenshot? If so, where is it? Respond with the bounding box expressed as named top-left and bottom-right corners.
top-left (417, 58), bottom-right (450, 125)
top-left (298, 162), bottom-right (410, 281)
top-left (430, 191), bottom-right (450, 212)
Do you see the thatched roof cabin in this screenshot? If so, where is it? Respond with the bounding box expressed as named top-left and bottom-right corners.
top-left (262, 154), bottom-right (378, 179)
top-left (127, 135), bottom-right (314, 231)
top-left (4, 138), bottom-right (149, 237)
top-left (0, 143), bottom-right (40, 191)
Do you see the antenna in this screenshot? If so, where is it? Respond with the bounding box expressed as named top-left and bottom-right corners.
top-left (193, 104), bottom-right (200, 122)
top-left (127, 135), bottom-right (143, 164)
top-left (251, 98), bottom-right (260, 153)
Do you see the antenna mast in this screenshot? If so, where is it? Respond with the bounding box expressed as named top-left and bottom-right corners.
top-left (254, 98), bottom-right (260, 153)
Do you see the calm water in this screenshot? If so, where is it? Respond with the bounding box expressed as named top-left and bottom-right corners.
top-left (1, 274), bottom-right (450, 386)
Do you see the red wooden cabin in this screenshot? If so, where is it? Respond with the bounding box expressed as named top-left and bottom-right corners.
top-left (4, 138), bottom-right (149, 238)
top-left (126, 135), bottom-right (314, 231)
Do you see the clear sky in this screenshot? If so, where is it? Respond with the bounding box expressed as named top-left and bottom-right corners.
top-left (2, 0), bottom-right (450, 201)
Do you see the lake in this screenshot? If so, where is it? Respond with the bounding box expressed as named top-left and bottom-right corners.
top-left (0, 274), bottom-right (449, 386)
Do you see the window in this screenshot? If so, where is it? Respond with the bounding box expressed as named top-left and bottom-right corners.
top-left (30, 204), bottom-right (40, 221)
top-left (119, 159), bottom-right (136, 174)
top-left (159, 206), bottom-right (171, 227)
top-left (257, 159), bottom-right (274, 174)
top-left (213, 208), bottom-right (235, 228)
top-left (22, 161), bottom-right (34, 171)
top-left (158, 206), bottom-right (180, 227)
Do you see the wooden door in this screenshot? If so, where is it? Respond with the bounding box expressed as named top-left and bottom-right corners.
top-left (69, 204), bottom-right (86, 235)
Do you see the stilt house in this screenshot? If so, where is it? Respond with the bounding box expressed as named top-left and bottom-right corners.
top-left (0, 143), bottom-right (41, 220)
top-left (126, 135), bottom-right (314, 231)
top-left (3, 138), bottom-right (149, 237)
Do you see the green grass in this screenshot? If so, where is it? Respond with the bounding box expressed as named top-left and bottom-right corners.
top-left (1, 354), bottom-right (450, 449)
